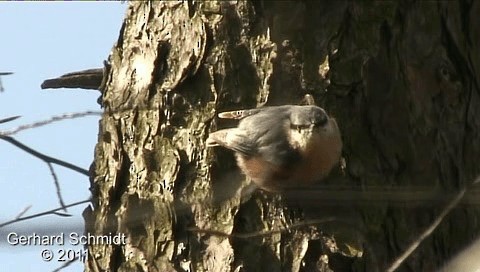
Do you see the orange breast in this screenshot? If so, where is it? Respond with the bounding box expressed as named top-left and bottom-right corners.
top-left (291, 131), bottom-right (342, 186)
top-left (234, 119), bottom-right (342, 192)
top-left (236, 155), bottom-right (293, 192)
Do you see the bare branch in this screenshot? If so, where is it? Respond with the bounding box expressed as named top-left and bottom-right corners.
top-left (47, 162), bottom-right (67, 212)
top-left (386, 188), bottom-right (467, 272)
top-left (0, 116), bottom-right (21, 124)
top-left (52, 258), bottom-right (77, 272)
top-left (0, 135), bottom-right (89, 176)
top-left (0, 72), bottom-right (13, 92)
top-left (0, 112), bottom-right (97, 210)
top-left (14, 205), bottom-right (32, 220)
top-left (41, 68), bottom-right (104, 90)
top-left (52, 212), bottom-right (72, 217)
top-left (0, 199), bottom-right (91, 228)
top-left (0, 111), bottom-right (101, 136)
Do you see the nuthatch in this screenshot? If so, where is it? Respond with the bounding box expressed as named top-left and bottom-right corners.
top-left (207, 105), bottom-right (342, 192)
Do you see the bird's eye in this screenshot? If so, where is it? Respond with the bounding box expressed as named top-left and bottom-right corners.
top-left (313, 116), bottom-right (328, 127)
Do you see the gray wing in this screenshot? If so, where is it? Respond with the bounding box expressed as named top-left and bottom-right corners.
top-left (206, 128), bottom-right (256, 156)
top-left (210, 105), bottom-right (297, 161)
top-left (237, 106), bottom-right (300, 166)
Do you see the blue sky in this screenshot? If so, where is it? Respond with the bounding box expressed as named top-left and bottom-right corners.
top-left (0, 2), bottom-right (126, 271)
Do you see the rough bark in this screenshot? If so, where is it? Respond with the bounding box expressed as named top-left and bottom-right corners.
top-left (85, 1), bottom-right (480, 272)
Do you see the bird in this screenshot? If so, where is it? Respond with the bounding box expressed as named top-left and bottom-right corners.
top-left (206, 105), bottom-right (342, 192)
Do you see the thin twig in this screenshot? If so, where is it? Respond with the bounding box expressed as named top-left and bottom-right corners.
top-left (47, 162), bottom-right (67, 212)
top-left (52, 258), bottom-right (77, 272)
top-left (14, 205), bottom-right (32, 220)
top-left (0, 135), bottom-right (89, 176)
top-left (0, 115), bottom-right (21, 124)
top-left (0, 72), bottom-right (13, 93)
top-left (52, 212), bottom-right (72, 217)
top-left (0, 199), bottom-right (91, 228)
top-left (0, 111), bottom-right (101, 136)
top-left (0, 111), bottom-right (98, 209)
top-left (386, 188), bottom-right (467, 272)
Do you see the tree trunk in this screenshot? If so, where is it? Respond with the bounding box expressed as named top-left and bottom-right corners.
top-left (85, 1), bottom-right (480, 271)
